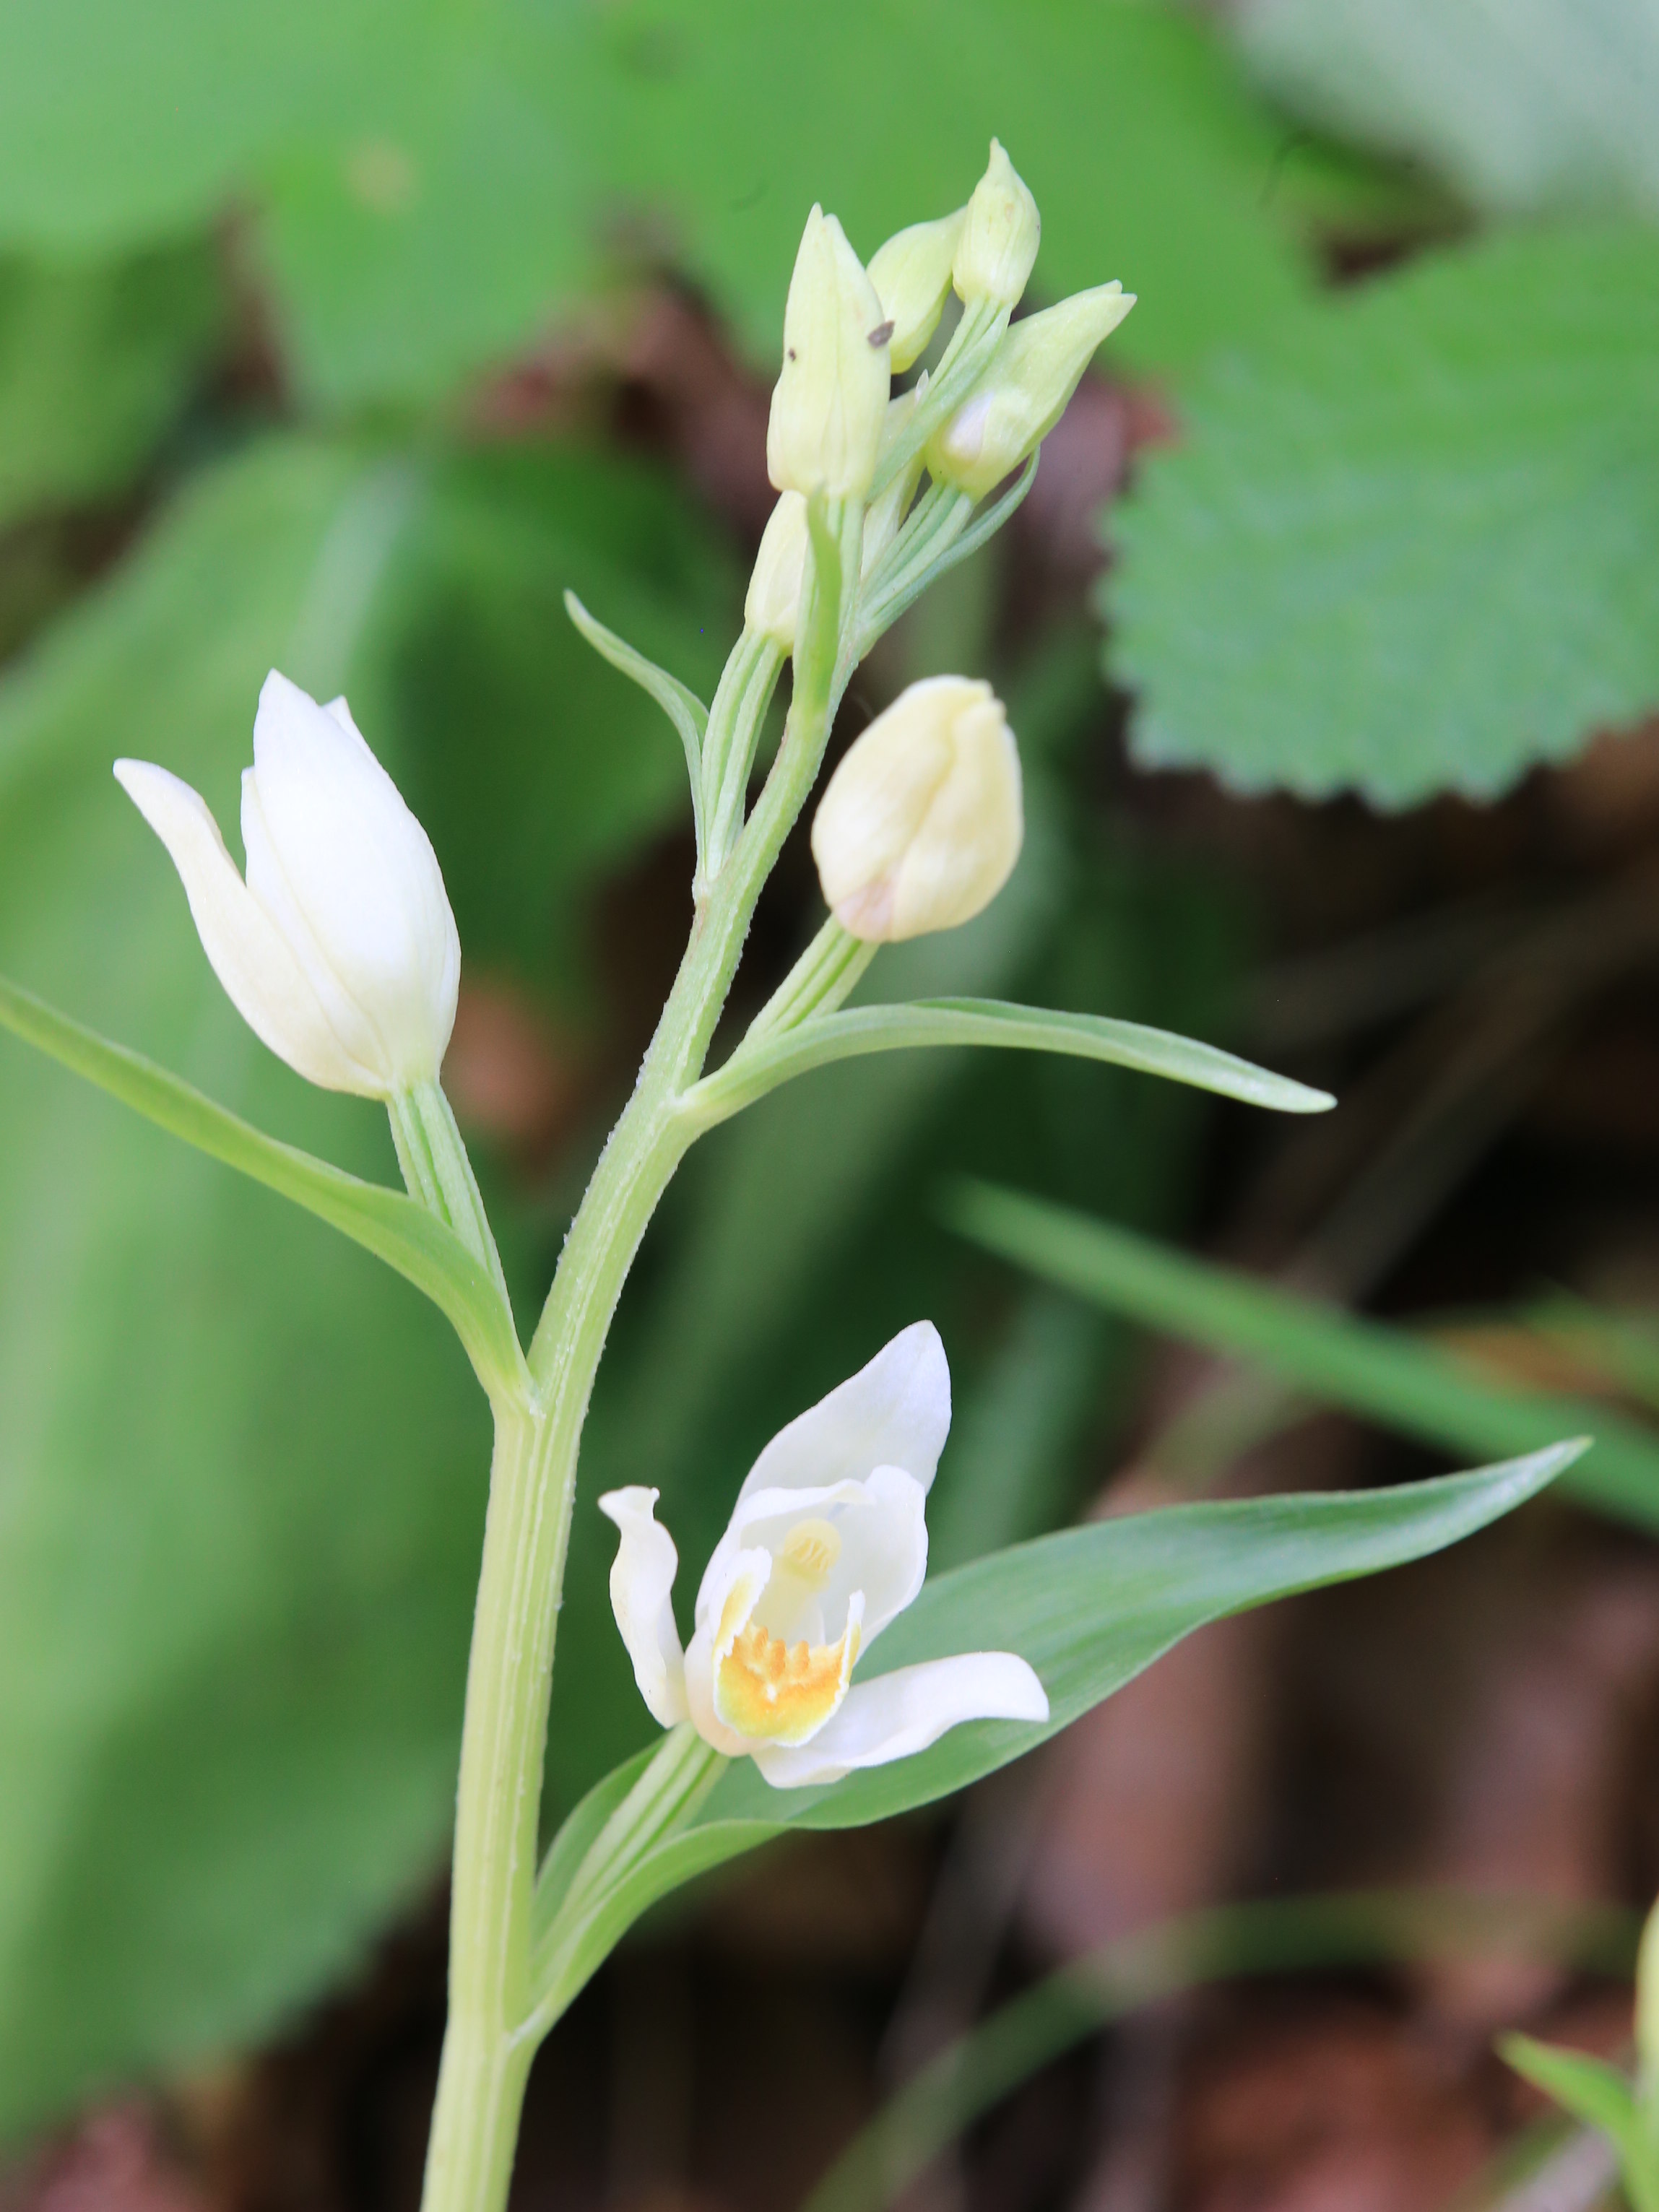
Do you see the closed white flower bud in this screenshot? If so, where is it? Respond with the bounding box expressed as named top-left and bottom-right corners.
top-left (868, 210), bottom-right (966, 373)
top-left (767, 205), bottom-right (891, 502)
top-left (811, 676), bottom-right (1023, 942)
top-left (747, 386), bottom-right (927, 651)
top-left (926, 282), bottom-right (1135, 501)
top-left (952, 139), bottom-right (1040, 310)
top-left (114, 670), bottom-right (460, 1099)
top-left (745, 489), bottom-right (810, 649)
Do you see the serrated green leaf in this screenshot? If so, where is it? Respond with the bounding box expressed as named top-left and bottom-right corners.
top-left (1239, 0), bottom-right (1659, 223)
top-left (0, 243), bottom-right (222, 527)
top-left (684, 997), bottom-right (1333, 1128)
top-left (944, 1180), bottom-right (1659, 1532)
top-left (1106, 225), bottom-right (1659, 807)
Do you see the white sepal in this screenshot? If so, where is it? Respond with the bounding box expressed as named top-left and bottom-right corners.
top-left (116, 670), bottom-right (460, 1099)
top-left (597, 1487), bottom-right (689, 1728)
top-left (752, 1651), bottom-right (1049, 1788)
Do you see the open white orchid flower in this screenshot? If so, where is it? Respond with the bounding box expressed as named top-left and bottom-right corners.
top-left (115, 671), bottom-right (460, 1101)
top-left (599, 1323), bottom-right (1049, 1789)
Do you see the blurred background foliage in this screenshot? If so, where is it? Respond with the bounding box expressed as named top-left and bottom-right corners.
top-left (0, 0), bottom-right (1655, 2189)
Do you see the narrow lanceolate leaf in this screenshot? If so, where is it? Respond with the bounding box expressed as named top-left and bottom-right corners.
top-left (679, 998), bottom-right (1333, 1129)
top-left (529, 1438), bottom-right (1581, 2024)
top-left (944, 1180), bottom-right (1659, 1532)
top-left (0, 971), bottom-right (525, 1399)
top-left (1499, 2037), bottom-right (1640, 2161)
top-left (563, 589), bottom-right (709, 863)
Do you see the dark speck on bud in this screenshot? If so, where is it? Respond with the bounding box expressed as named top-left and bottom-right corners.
top-left (869, 319), bottom-right (895, 347)
top-left (787, 346), bottom-right (797, 361)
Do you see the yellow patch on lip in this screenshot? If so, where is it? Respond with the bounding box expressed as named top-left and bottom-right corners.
top-left (714, 1600), bottom-right (860, 1746)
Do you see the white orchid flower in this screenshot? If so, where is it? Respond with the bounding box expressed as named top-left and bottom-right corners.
top-left (115, 670), bottom-right (460, 1101)
top-left (599, 1322), bottom-right (1049, 1789)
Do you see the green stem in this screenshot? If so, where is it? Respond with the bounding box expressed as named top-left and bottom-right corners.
top-left (418, 493), bottom-right (858, 2212)
top-left (389, 1080), bottom-right (513, 1314)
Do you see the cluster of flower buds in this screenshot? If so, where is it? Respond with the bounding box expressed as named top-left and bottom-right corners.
top-left (761, 136), bottom-right (1130, 521)
top-left (755, 139), bottom-right (1132, 947)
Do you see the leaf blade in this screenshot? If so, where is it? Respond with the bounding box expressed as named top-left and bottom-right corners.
top-left (532, 1439), bottom-right (1582, 2018)
top-left (0, 971), bottom-right (523, 1399)
top-left (944, 1179), bottom-right (1659, 1532)
top-left (683, 998), bottom-right (1334, 1127)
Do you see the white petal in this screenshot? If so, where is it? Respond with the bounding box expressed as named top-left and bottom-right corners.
top-left (750, 1651), bottom-right (1049, 1789)
top-left (737, 1321), bottom-right (951, 1504)
top-left (597, 1488), bottom-right (688, 1728)
top-left (113, 758), bottom-right (381, 1095)
top-left (716, 1466), bottom-right (927, 1649)
top-left (246, 671), bottom-right (459, 1088)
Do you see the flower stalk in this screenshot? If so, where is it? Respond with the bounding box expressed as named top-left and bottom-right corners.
top-left (417, 495), bottom-right (854, 2212)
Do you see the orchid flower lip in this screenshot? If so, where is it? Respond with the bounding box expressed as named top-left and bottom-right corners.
top-left (599, 1322), bottom-right (1049, 1788)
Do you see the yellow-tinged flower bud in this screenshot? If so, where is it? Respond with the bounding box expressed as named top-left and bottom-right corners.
top-left (747, 386), bottom-right (927, 651)
top-left (811, 676), bottom-right (1023, 942)
top-left (869, 211), bottom-right (966, 373)
top-left (745, 490), bottom-right (809, 649)
top-left (926, 282), bottom-right (1135, 500)
top-left (953, 139), bottom-right (1040, 310)
top-left (767, 205), bottom-right (891, 501)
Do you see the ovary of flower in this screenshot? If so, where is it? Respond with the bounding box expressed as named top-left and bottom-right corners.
top-left (114, 669), bottom-right (460, 1100)
top-left (927, 282), bottom-right (1136, 503)
top-left (766, 206), bottom-right (891, 503)
top-left (599, 1323), bottom-right (1049, 1789)
top-left (745, 387), bottom-right (927, 652)
top-left (810, 676), bottom-right (1023, 942)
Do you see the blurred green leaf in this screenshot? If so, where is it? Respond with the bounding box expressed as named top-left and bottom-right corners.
top-left (945, 1181), bottom-right (1659, 1532)
top-left (0, 244), bottom-right (222, 527)
top-left (1106, 225), bottom-right (1659, 807)
top-left (816, 1894), bottom-right (1639, 2212)
top-left (358, 444), bottom-right (738, 1006)
top-left (1499, 2037), bottom-right (1641, 2171)
top-left (579, 0), bottom-right (1320, 381)
top-left (1239, 0), bottom-right (1659, 223)
top-left (0, 972), bottom-right (524, 1398)
top-left (537, 1442), bottom-right (1581, 2013)
top-left (0, 436), bottom-right (499, 2141)
top-left (0, 0), bottom-right (1343, 404)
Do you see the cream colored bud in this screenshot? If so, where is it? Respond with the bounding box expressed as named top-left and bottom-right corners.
top-left (745, 490), bottom-right (809, 649)
top-left (747, 384), bottom-right (927, 653)
top-left (953, 140), bottom-right (1040, 310)
top-left (926, 283), bottom-right (1135, 500)
top-left (767, 205), bottom-right (891, 500)
top-left (869, 211), bottom-right (966, 373)
top-left (811, 676), bottom-right (1023, 942)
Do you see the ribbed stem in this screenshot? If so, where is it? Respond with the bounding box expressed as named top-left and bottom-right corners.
top-left (418, 493), bottom-right (861, 2212)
